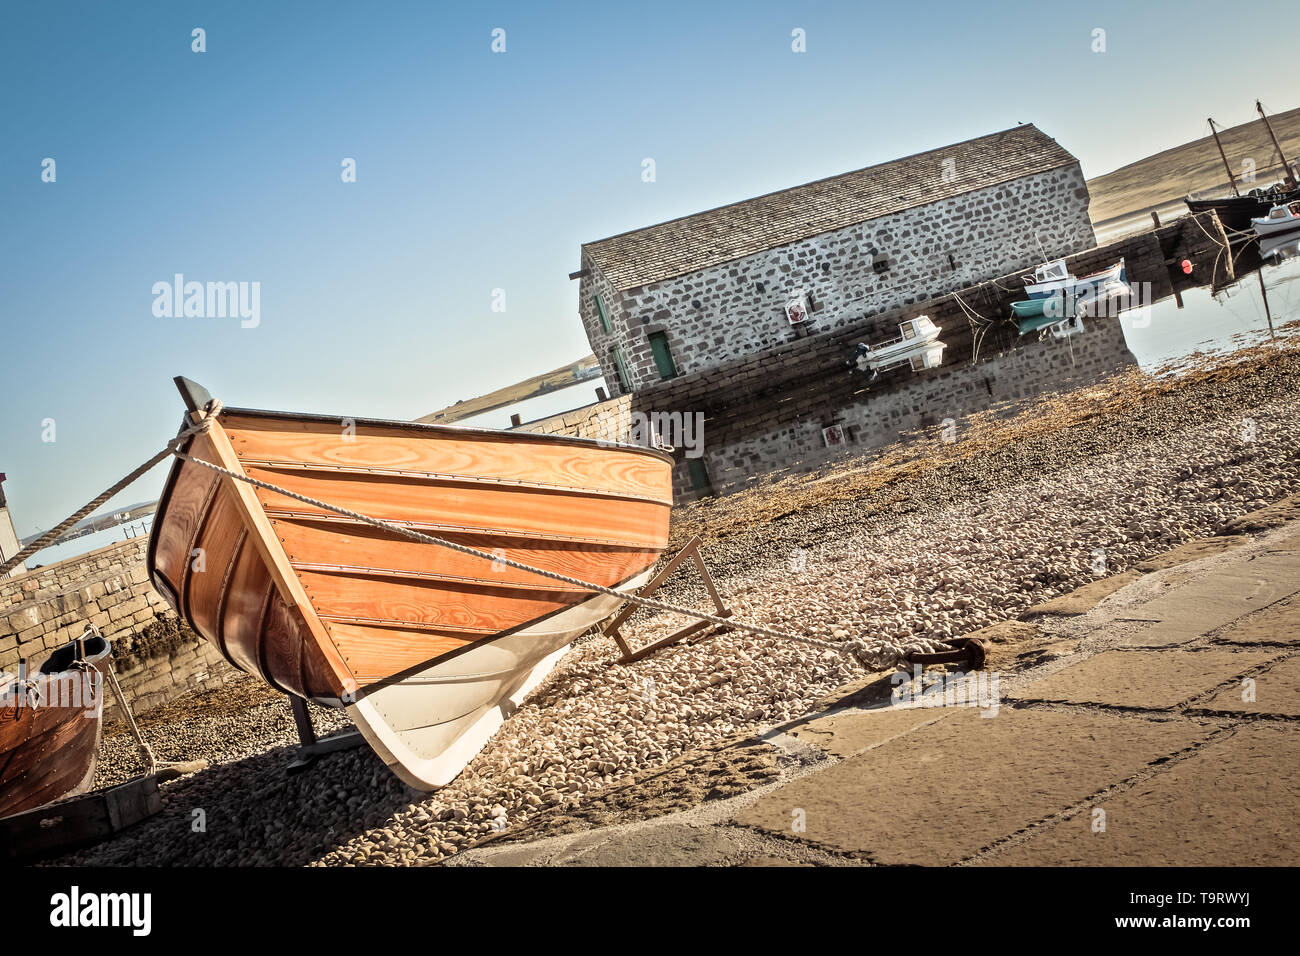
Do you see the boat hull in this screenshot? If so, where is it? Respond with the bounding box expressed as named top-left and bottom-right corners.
top-left (1252, 216), bottom-right (1300, 237)
top-left (349, 568), bottom-right (652, 788)
top-left (1012, 298), bottom-right (1049, 318)
top-left (0, 637), bottom-right (109, 819)
top-left (148, 400), bottom-right (674, 788)
top-left (1187, 188), bottom-right (1300, 234)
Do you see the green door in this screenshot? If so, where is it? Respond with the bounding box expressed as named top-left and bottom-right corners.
top-left (648, 331), bottom-right (677, 379)
top-left (687, 458), bottom-right (713, 496)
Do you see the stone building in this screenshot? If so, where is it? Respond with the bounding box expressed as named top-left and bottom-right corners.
top-left (0, 474), bottom-right (21, 579)
top-left (573, 124), bottom-right (1096, 394)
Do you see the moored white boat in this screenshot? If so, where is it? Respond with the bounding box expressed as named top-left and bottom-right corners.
top-left (853, 316), bottom-right (946, 378)
top-left (1252, 202), bottom-right (1300, 237)
top-left (1023, 257), bottom-right (1126, 301)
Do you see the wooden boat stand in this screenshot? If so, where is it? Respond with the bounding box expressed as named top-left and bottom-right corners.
top-left (286, 696), bottom-right (366, 774)
top-left (603, 535), bottom-right (733, 664)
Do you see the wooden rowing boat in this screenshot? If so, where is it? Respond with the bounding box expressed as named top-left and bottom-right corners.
top-left (147, 379), bottom-right (674, 789)
top-left (0, 634), bottom-right (110, 819)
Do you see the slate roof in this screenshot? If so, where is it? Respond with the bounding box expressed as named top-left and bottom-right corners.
top-left (582, 124), bottom-right (1080, 292)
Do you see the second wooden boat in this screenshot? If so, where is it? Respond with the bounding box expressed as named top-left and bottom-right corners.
top-left (0, 634), bottom-right (110, 819)
top-left (148, 379), bottom-right (674, 789)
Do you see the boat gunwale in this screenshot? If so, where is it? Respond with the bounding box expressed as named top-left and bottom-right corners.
top-left (290, 561), bottom-right (604, 593)
top-left (147, 408), bottom-right (674, 703)
top-left (239, 458), bottom-right (674, 506)
top-left (147, 398), bottom-right (674, 622)
top-left (218, 405), bottom-right (677, 464)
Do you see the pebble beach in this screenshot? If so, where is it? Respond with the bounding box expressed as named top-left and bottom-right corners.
top-left (54, 332), bottom-right (1300, 866)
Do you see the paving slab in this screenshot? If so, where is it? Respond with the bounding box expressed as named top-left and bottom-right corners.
top-left (1121, 552), bottom-right (1300, 645)
top-left (1135, 535), bottom-right (1249, 571)
top-left (1211, 594), bottom-right (1300, 647)
top-left (733, 708), bottom-right (1210, 865)
top-left (988, 724), bottom-right (1300, 865)
top-left (1021, 571), bottom-right (1143, 618)
top-left (1203, 655), bottom-right (1300, 716)
top-left (787, 704), bottom-right (955, 758)
top-left (1007, 648), bottom-right (1278, 710)
top-left (1265, 527), bottom-right (1300, 552)
top-left (462, 822), bottom-right (747, 867)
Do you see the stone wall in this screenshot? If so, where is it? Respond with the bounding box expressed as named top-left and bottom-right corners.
top-left (0, 537), bottom-right (241, 717)
top-left (579, 165), bottom-right (1097, 393)
top-left (527, 214), bottom-right (1230, 501)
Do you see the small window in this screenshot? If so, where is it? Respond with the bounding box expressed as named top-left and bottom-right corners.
top-left (611, 347), bottom-right (631, 393)
top-left (594, 294), bottom-right (611, 333)
top-left (648, 331), bottom-right (677, 380)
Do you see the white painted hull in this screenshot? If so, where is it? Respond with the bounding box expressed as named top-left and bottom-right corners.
top-left (346, 568), bottom-right (653, 789)
top-left (1252, 215), bottom-right (1300, 237)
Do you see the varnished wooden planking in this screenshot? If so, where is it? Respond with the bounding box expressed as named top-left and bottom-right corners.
top-left (151, 457), bottom-right (220, 601)
top-left (300, 569), bottom-right (603, 634)
top-left (151, 450), bottom-right (342, 701)
top-left (0, 673), bottom-right (103, 819)
top-left (246, 467), bottom-right (670, 547)
top-left (195, 420), bottom-right (355, 698)
top-left (184, 486), bottom-right (245, 651)
top-left (275, 520), bottom-right (660, 591)
top-left (150, 407), bottom-right (674, 694)
top-left (328, 622), bottom-right (476, 681)
top-left (219, 534), bottom-right (274, 684)
top-left (223, 414), bottom-right (673, 503)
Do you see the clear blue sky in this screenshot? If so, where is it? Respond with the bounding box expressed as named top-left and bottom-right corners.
top-left (2, 0), bottom-right (1298, 537)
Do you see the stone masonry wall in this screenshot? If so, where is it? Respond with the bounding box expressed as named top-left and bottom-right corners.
top-left (0, 537), bottom-right (241, 718)
top-left (579, 164), bottom-right (1097, 393)
top-left (530, 213), bottom-right (1229, 502)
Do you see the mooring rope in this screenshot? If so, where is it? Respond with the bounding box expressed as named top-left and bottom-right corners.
top-left (0, 408), bottom-right (222, 578)
top-left (4, 400), bottom-right (950, 672)
top-left (169, 441), bottom-right (945, 671)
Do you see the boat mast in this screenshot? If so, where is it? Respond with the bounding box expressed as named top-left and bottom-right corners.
top-left (1256, 100), bottom-right (1299, 191)
top-left (1257, 269), bottom-right (1275, 341)
top-left (1208, 118), bottom-right (1240, 197)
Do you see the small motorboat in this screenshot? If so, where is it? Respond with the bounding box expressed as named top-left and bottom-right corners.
top-left (1016, 313), bottom-right (1085, 338)
top-left (1022, 258), bottom-right (1126, 302)
top-left (853, 316), bottom-right (946, 378)
top-left (0, 633), bottom-right (110, 819)
top-left (1252, 202), bottom-right (1300, 237)
top-left (149, 379), bottom-right (673, 789)
top-left (1021, 259), bottom-right (1077, 300)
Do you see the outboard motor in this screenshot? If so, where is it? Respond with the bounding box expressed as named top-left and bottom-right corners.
top-left (848, 344), bottom-right (878, 380)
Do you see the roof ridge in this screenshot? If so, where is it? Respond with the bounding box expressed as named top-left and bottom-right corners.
top-left (582, 124), bottom-right (1045, 250)
top-left (582, 123), bottom-right (1079, 291)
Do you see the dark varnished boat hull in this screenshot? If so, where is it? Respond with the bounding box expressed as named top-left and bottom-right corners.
top-left (0, 637), bottom-right (110, 819)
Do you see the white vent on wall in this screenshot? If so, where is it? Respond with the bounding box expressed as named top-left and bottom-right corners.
top-left (822, 425), bottom-right (846, 447)
top-left (785, 290), bottom-right (811, 325)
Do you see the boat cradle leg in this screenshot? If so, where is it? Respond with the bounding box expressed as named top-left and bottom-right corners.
top-left (603, 535), bottom-right (734, 665)
top-left (286, 695), bottom-right (367, 775)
